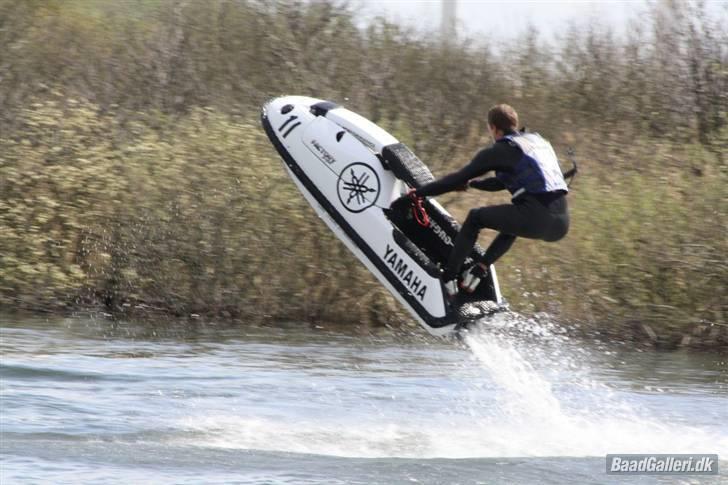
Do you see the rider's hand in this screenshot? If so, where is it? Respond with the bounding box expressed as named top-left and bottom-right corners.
top-left (391, 188), bottom-right (418, 209)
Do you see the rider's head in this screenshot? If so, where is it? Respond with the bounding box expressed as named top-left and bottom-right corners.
top-left (487, 104), bottom-right (518, 140)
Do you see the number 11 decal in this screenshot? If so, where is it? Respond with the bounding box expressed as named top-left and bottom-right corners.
top-left (278, 115), bottom-right (301, 139)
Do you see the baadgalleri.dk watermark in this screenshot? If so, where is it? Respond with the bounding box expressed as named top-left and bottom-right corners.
top-left (606, 454), bottom-right (719, 475)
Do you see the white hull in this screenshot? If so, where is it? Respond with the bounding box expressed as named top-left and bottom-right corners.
top-left (262, 96), bottom-right (504, 336)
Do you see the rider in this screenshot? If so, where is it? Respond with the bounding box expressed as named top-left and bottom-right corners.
top-left (401, 104), bottom-right (570, 297)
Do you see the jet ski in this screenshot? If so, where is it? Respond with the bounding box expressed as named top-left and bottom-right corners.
top-left (261, 96), bottom-right (506, 337)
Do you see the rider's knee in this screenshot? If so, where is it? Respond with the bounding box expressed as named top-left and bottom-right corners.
top-left (465, 208), bottom-right (481, 225)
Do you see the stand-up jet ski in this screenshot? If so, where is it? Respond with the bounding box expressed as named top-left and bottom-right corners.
top-left (261, 96), bottom-right (506, 337)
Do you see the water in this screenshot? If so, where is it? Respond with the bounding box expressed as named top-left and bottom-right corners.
top-left (1, 313), bottom-right (726, 484)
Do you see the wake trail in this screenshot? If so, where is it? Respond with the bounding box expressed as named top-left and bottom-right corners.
top-left (172, 312), bottom-right (728, 459)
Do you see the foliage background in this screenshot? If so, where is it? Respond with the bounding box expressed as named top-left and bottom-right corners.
top-left (1, 0), bottom-right (726, 348)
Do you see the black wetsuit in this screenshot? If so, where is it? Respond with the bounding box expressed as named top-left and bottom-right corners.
top-left (414, 134), bottom-right (569, 280)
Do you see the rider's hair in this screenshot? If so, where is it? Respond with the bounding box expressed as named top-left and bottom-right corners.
top-left (487, 104), bottom-right (519, 133)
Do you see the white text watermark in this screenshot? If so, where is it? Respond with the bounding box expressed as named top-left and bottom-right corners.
top-left (606, 454), bottom-right (718, 475)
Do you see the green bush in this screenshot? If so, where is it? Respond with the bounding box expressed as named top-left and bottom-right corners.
top-left (0, 98), bottom-right (406, 327)
top-left (0, 0), bottom-right (726, 347)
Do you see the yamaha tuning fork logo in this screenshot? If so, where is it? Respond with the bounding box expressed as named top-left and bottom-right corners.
top-left (337, 163), bottom-right (380, 213)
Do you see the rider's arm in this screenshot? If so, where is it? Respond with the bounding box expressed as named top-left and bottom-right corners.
top-left (414, 142), bottom-right (519, 198)
top-left (469, 177), bottom-right (506, 191)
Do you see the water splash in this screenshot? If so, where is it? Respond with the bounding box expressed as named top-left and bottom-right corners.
top-left (459, 312), bottom-right (727, 457)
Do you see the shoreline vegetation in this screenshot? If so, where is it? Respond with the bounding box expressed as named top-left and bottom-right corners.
top-left (1, 1), bottom-right (726, 350)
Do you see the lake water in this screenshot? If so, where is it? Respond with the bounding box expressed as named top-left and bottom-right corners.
top-left (1, 313), bottom-right (726, 484)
